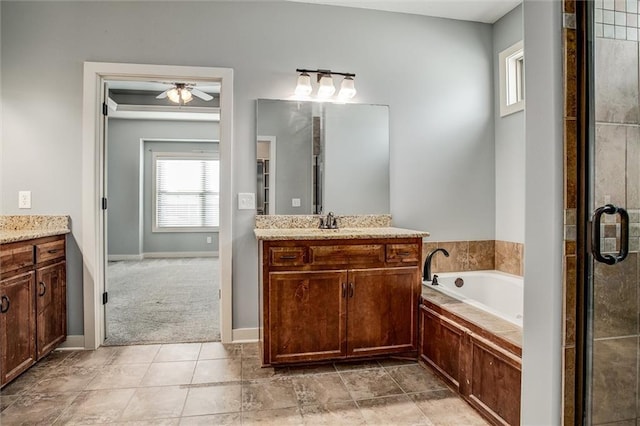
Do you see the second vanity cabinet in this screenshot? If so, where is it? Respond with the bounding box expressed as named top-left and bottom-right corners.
top-left (0, 235), bottom-right (66, 387)
top-left (260, 237), bottom-right (422, 365)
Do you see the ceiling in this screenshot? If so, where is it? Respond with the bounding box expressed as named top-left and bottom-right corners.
top-left (288, 0), bottom-right (521, 24)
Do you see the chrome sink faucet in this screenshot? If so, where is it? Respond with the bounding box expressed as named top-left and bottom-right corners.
top-left (318, 211), bottom-right (338, 229)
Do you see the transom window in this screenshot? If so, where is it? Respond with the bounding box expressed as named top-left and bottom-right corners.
top-left (153, 153), bottom-right (219, 231)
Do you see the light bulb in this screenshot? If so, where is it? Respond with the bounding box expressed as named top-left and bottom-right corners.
top-left (317, 74), bottom-right (335, 98)
top-left (180, 89), bottom-right (193, 103)
top-left (295, 72), bottom-right (312, 96)
top-left (167, 88), bottom-right (180, 103)
top-left (338, 76), bottom-right (356, 99)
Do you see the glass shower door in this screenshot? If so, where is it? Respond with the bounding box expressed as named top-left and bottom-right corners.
top-left (585, 0), bottom-right (639, 423)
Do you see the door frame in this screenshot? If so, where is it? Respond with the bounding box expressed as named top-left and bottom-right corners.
top-left (82, 62), bottom-right (233, 349)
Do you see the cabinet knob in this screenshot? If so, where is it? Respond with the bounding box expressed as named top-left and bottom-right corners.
top-left (0, 295), bottom-right (10, 314)
top-left (39, 281), bottom-right (47, 297)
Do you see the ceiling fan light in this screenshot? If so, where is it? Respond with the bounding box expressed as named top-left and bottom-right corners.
top-left (338, 76), bottom-right (356, 99)
top-left (180, 89), bottom-right (193, 103)
top-left (295, 72), bottom-right (313, 96)
top-left (317, 74), bottom-right (335, 98)
top-left (167, 88), bottom-right (180, 104)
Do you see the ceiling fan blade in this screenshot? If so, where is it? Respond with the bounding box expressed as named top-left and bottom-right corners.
top-left (156, 89), bottom-right (170, 99)
top-left (191, 88), bottom-right (213, 101)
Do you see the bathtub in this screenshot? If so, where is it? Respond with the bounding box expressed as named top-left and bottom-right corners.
top-left (423, 270), bottom-right (523, 327)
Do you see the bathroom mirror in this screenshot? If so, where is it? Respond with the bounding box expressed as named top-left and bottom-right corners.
top-left (256, 99), bottom-right (389, 215)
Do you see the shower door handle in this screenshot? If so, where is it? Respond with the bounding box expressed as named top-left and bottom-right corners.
top-left (591, 204), bottom-right (629, 265)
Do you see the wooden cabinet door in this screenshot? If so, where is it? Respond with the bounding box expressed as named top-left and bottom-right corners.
top-left (0, 272), bottom-right (36, 386)
top-left (269, 270), bottom-right (347, 364)
top-left (347, 267), bottom-right (419, 357)
top-left (36, 262), bottom-right (66, 360)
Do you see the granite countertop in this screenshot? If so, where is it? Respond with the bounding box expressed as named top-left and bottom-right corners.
top-left (0, 215), bottom-right (70, 244)
top-left (254, 226), bottom-right (429, 241)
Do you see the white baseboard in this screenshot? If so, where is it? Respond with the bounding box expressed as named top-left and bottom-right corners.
top-left (57, 335), bottom-right (86, 350)
top-left (232, 328), bottom-right (259, 343)
top-left (108, 254), bottom-right (143, 261)
top-left (108, 252), bottom-right (219, 260)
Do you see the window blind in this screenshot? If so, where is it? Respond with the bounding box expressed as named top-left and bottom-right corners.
top-left (155, 157), bottom-right (219, 228)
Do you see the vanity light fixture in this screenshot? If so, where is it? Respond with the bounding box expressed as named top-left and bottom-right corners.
top-left (295, 68), bottom-right (356, 100)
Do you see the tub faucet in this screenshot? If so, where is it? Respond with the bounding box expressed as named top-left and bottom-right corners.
top-left (423, 248), bottom-right (450, 282)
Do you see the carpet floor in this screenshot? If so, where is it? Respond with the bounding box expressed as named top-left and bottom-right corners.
top-left (104, 258), bottom-right (219, 346)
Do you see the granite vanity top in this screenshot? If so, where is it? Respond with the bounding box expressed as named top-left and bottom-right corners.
top-left (254, 214), bottom-right (429, 241)
top-left (0, 215), bottom-right (70, 244)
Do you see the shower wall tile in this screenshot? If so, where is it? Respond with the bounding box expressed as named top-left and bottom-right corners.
top-left (436, 241), bottom-right (469, 272)
top-left (563, 346), bottom-right (576, 426)
top-left (564, 30), bottom-right (578, 118)
top-left (592, 337), bottom-right (638, 424)
top-left (627, 126), bottom-right (640, 208)
top-left (595, 39), bottom-right (639, 123)
top-left (495, 240), bottom-right (524, 276)
top-left (565, 119), bottom-right (578, 207)
top-left (564, 256), bottom-right (577, 346)
top-left (595, 124), bottom-right (627, 207)
top-left (593, 252), bottom-right (638, 338)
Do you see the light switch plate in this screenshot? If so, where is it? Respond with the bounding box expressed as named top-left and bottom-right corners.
top-left (18, 191), bottom-right (31, 209)
top-left (292, 198), bottom-right (301, 207)
top-left (238, 192), bottom-right (256, 210)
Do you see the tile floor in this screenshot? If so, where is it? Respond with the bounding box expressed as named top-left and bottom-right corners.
top-left (0, 342), bottom-right (489, 425)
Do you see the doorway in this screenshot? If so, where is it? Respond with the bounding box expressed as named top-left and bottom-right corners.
top-left (81, 62), bottom-right (233, 349)
top-left (576, 1), bottom-right (640, 423)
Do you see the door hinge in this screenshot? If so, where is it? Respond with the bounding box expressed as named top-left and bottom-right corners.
top-left (102, 102), bottom-right (108, 116)
top-left (101, 197), bottom-right (108, 210)
top-left (102, 292), bottom-right (108, 304)
top-left (218, 289), bottom-right (221, 300)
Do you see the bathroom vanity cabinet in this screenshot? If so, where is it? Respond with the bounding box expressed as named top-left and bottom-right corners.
top-left (0, 235), bottom-right (66, 387)
top-left (259, 237), bottom-right (422, 366)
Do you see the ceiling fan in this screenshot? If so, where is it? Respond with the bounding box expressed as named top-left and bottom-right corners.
top-left (156, 83), bottom-right (214, 104)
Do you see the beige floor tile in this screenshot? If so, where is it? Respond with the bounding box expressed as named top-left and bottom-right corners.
top-left (32, 366), bottom-right (99, 394)
top-left (286, 363), bottom-right (336, 376)
top-left (86, 364), bottom-right (149, 390)
top-left (120, 386), bottom-right (188, 421)
top-left (334, 360), bottom-right (382, 372)
top-left (339, 368), bottom-right (404, 400)
top-left (242, 357), bottom-right (288, 381)
top-left (410, 389), bottom-right (489, 425)
top-left (179, 412), bottom-right (242, 425)
top-left (63, 347), bottom-right (121, 368)
top-left (191, 359), bottom-right (242, 384)
top-left (378, 358), bottom-right (419, 368)
top-left (140, 361), bottom-right (196, 386)
top-left (154, 343), bottom-right (202, 362)
top-left (198, 342), bottom-right (242, 360)
top-left (0, 392), bottom-right (79, 425)
top-left (111, 419), bottom-right (180, 425)
top-left (54, 388), bottom-right (136, 424)
top-left (291, 373), bottom-right (352, 405)
top-left (0, 395), bottom-right (18, 412)
top-left (242, 377), bottom-right (298, 412)
top-left (385, 364), bottom-right (448, 393)
top-left (36, 350), bottom-right (75, 369)
top-left (241, 407), bottom-right (303, 425)
top-left (241, 342), bottom-right (261, 358)
top-left (357, 394), bottom-right (430, 425)
top-left (181, 384), bottom-right (242, 417)
top-left (110, 345), bottom-right (161, 365)
top-left (0, 365), bottom-right (50, 396)
top-left (300, 401), bottom-right (366, 426)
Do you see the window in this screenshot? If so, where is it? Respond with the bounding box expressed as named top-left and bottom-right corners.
top-left (153, 153), bottom-right (219, 232)
top-left (499, 41), bottom-right (525, 117)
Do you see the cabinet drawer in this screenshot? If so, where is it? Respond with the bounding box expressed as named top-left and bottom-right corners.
top-left (310, 244), bottom-right (384, 266)
top-left (35, 239), bottom-right (65, 264)
top-left (386, 244), bottom-right (419, 263)
top-left (0, 243), bottom-right (35, 275)
top-left (269, 247), bottom-right (307, 266)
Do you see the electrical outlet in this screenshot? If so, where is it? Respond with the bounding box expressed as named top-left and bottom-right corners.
top-left (238, 193), bottom-right (256, 210)
top-left (18, 191), bottom-right (31, 209)
top-left (206, 236), bottom-right (212, 244)
top-left (292, 198), bottom-right (301, 207)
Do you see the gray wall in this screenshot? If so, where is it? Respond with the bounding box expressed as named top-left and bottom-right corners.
top-left (107, 119), bottom-right (219, 256)
top-left (521, 0), bottom-right (563, 423)
top-left (493, 4), bottom-right (525, 244)
top-left (256, 100), bottom-right (313, 214)
top-left (1, 1), bottom-right (495, 334)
